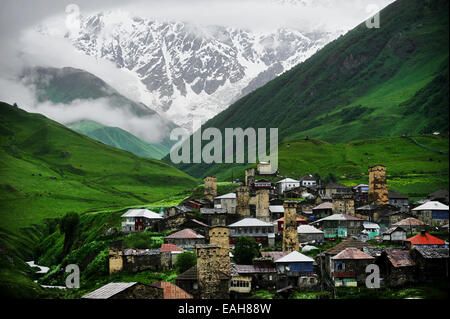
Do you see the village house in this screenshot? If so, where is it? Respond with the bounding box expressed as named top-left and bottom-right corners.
top-left (164, 229), bottom-right (206, 249)
top-left (228, 218), bottom-right (275, 247)
top-left (360, 221), bottom-right (381, 241)
top-left (404, 231), bottom-right (447, 249)
top-left (354, 203), bottom-right (401, 226)
top-left (165, 205), bottom-right (193, 218)
top-left (275, 251), bottom-right (318, 289)
top-left (269, 205), bottom-right (284, 221)
top-left (382, 226), bottom-right (407, 243)
top-left (201, 207), bottom-right (228, 226)
top-left (214, 193), bottom-right (237, 214)
top-left (410, 247), bottom-right (449, 281)
top-left (276, 178), bottom-right (300, 195)
top-left (330, 248), bottom-right (375, 287)
top-left (297, 224), bottom-right (325, 243)
top-left (393, 217), bottom-right (424, 233)
top-left (299, 174), bottom-right (317, 188)
top-left (121, 209), bottom-right (162, 233)
top-left (312, 202), bottom-right (333, 221)
top-left (175, 265), bottom-right (229, 299)
top-left (412, 201), bottom-right (449, 227)
top-left (160, 243), bottom-right (184, 270)
top-left (319, 182), bottom-right (352, 198)
top-left (159, 211), bottom-right (209, 234)
top-left (82, 282), bottom-right (163, 299)
top-left (376, 249), bottom-right (416, 287)
top-left (388, 190), bottom-right (409, 212)
top-left (353, 184), bottom-right (369, 206)
top-left (251, 179), bottom-right (274, 192)
top-left (230, 261), bottom-right (278, 291)
top-left (230, 264), bottom-right (253, 295)
top-left (109, 241), bottom-right (164, 274)
top-left (312, 214), bottom-right (363, 239)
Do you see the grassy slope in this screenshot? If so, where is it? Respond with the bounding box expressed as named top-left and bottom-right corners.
top-left (67, 120), bottom-right (170, 160)
top-left (0, 102), bottom-right (198, 233)
top-left (202, 0), bottom-right (448, 143)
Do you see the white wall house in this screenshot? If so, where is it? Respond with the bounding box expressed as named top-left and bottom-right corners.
top-left (276, 178), bottom-right (300, 195)
top-left (214, 193), bottom-right (237, 214)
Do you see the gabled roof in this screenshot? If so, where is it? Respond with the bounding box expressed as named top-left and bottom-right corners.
top-left (150, 282), bottom-right (193, 299)
top-left (300, 174), bottom-right (316, 181)
top-left (313, 202), bottom-right (333, 210)
top-left (277, 178), bottom-right (300, 184)
top-left (215, 193), bottom-right (237, 200)
top-left (233, 264), bottom-right (277, 274)
top-left (383, 226), bottom-right (406, 235)
top-left (228, 218), bottom-right (273, 227)
top-left (414, 247), bottom-right (449, 259)
top-left (394, 218), bottom-right (424, 227)
top-left (363, 221), bottom-right (380, 229)
top-left (165, 228), bottom-right (204, 239)
top-left (82, 282), bottom-right (140, 299)
top-left (269, 205), bottom-right (284, 213)
top-left (297, 225), bottom-right (323, 234)
top-left (405, 233), bottom-right (445, 245)
top-left (314, 214), bottom-right (362, 223)
top-left (275, 251), bottom-right (314, 263)
top-left (160, 243), bottom-right (183, 253)
top-left (121, 209), bottom-right (163, 219)
top-left (331, 248), bottom-right (374, 260)
top-left (385, 250), bottom-right (415, 268)
top-left (412, 201), bottom-right (449, 211)
top-left (325, 238), bottom-right (373, 255)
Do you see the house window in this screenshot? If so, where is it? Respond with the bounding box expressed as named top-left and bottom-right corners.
top-left (336, 261), bottom-right (345, 271)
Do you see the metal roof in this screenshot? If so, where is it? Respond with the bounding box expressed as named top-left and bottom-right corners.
top-left (269, 205), bottom-right (284, 213)
top-left (234, 264), bottom-right (277, 274)
top-left (297, 225), bottom-right (323, 234)
top-left (261, 251), bottom-right (289, 261)
top-left (228, 218), bottom-right (273, 227)
top-left (215, 193), bottom-right (237, 199)
top-left (276, 251), bottom-right (314, 263)
top-left (121, 209), bottom-right (163, 219)
top-left (160, 244), bottom-right (183, 253)
top-left (412, 201), bottom-right (449, 211)
top-left (405, 233), bottom-right (445, 245)
top-left (150, 282), bottom-right (193, 299)
top-left (414, 247), bottom-right (449, 259)
top-left (394, 218), bottom-right (424, 227)
top-left (123, 248), bottom-right (160, 256)
top-left (82, 282), bottom-right (137, 299)
top-left (201, 207), bottom-right (227, 215)
top-left (385, 250), bottom-right (415, 268)
top-left (313, 202), bottom-right (333, 210)
top-left (331, 248), bottom-right (374, 260)
top-left (276, 178), bottom-right (300, 184)
top-left (363, 221), bottom-right (380, 229)
top-left (314, 214), bottom-right (363, 223)
top-left (165, 228), bottom-right (205, 239)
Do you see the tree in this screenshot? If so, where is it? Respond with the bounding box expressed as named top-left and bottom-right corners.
top-left (233, 236), bottom-right (260, 265)
top-left (174, 251), bottom-right (197, 273)
top-left (60, 212), bottom-right (80, 255)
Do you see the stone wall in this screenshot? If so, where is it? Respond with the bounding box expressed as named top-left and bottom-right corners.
top-left (282, 201), bottom-right (299, 253)
top-left (236, 186), bottom-right (251, 217)
top-left (254, 189), bottom-right (270, 222)
top-left (245, 168), bottom-right (255, 186)
top-left (332, 193), bottom-right (355, 215)
top-left (204, 176), bottom-right (218, 203)
top-left (209, 226), bottom-right (231, 276)
top-left (368, 165), bottom-right (389, 205)
top-left (196, 245), bottom-right (229, 299)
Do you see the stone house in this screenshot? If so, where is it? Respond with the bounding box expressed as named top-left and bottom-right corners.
top-left (164, 229), bottom-right (206, 249)
top-left (376, 249), bottom-right (416, 287)
top-left (165, 205), bottom-right (193, 218)
top-left (228, 218), bottom-right (275, 247)
top-left (330, 248), bottom-right (375, 287)
top-left (319, 182), bottom-right (352, 198)
top-left (312, 202), bottom-right (333, 221)
top-left (297, 225), bottom-right (325, 243)
top-left (382, 226), bottom-right (407, 242)
top-left (299, 174), bottom-right (317, 188)
top-left (393, 217), bottom-right (424, 233)
top-left (201, 207), bottom-right (228, 226)
top-left (275, 251), bottom-right (317, 289)
top-left (82, 282), bottom-right (163, 299)
top-left (388, 190), bottom-right (409, 212)
top-left (312, 214), bottom-right (363, 239)
top-left (160, 243), bottom-right (183, 271)
top-left (412, 201), bottom-right (449, 227)
top-left (158, 211), bottom-right (208, 235)
top-left (121, 209), bottom-right (162, 233)
top-left (410, 247), bottom-right (449, 281)
top-left (276, 178), bottom-right (300, 195)
top-left (214, 193), bottom-right (237, 214)
top-left (231, 262), bottom-right (278, 291)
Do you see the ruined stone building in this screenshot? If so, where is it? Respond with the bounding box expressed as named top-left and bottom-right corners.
top-left (204, 176), bottom-right (217, 203)
top-left (208, 226), bottom-right (231, 276)
top-left (368, 165), bottom-right (389, 205)
top-left (282, 201), bottom-right (300, 253)
top-left (251, 189), bottom-right (270, 223)
top-left (332, 193), bottom-right (355, 216)
top-left (245, 168), bottom-right (255, 186)
top-left (236, 186), bottom-right (251, 218)
top-left (109, 241), bottom-right (162, 274)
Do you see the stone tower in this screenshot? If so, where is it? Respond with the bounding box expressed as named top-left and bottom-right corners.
top-left (109, 241), bottom-right (124, 274)
top-left (195, 244), bottom-right (230, 299)
top-left (209, 226), bottom-right (230, 276)
top-left (245, 168), bottom-right (255, 186)
top-left (282, 201), bottom-right (299, 253)
top-left (332, 193), bottom-right (355, 215)
top-left (204, 176), bottom-right (217, 203)
top-left (236, 186), bottom-right (251, 217)
top-left (254, 189), bottom-right (270, 223)
top-left (368, 165), bottom-right (389, 205)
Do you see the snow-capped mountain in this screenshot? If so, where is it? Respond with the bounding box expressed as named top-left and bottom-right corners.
top-left (39, 11), bottom-right (342, 130)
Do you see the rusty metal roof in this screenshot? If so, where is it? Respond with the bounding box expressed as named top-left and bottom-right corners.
top-left (414, 247), bottom-right (449, 259)
top-left (386, 250), bottom-right (415, 268)
top-left (331, 248), bottom-right (375, 260)
top-left (165, 228), bottom-right (205, 239)
top-left (151, 282), bottom-right (193, 299)
top-left (160, 243), bottom-right (183, 253)
top-left (394, 218), bottom-right (424, 226)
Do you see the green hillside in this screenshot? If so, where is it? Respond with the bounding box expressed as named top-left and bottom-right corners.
top-left (67, 120), bottom-right (170, 160)
top-left (178, 135), bottom-right (448, 200)
top-left (0, 102), bottom-right (198, 233)
top-left (201, 0), bottom-right (448, 142)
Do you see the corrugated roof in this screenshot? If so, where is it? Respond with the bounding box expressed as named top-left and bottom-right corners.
top-left (325, 238), bottom-right (373, 255)
top-left (121, 209), bottom-right (163, 219)
top-left (405, 233), bottom-right (445, 245)
top-left (382, 226), bottom-right (406, 235)
top-left (215, 193), bottom-right (237, 199)
top-left (160, 244), bottom-right (183, 253)
top-left (313, 202), bottom-right (333, 210)
top-left (275, 251), bottom-right (314, 263)
top-left (151, 282), bottom-right (193, 299)
top-left (269, 205), bottom-right (284, 213)
top-left (386, 250), bottom-right (415, 268)
top-left (414, 247), bottom-right (449, 259)
top-left (165, 228), bottom-right (205, 239)
top-left (331, 248), bottom-right (374, 260)
top-left (412, 201), bottom-right (449, 211)
top-left (394, 218), bottom-right (424, 227)
top-left (82, 282), bottom-right (138, 299)
top-left (228, 218), bottom-right (273, 227)
top-left (297, 225), bottom-right (323, 234)
top-left (234, 264), bottom-right (277, 274)
top-left (314, 214), bottom-right (362, 223)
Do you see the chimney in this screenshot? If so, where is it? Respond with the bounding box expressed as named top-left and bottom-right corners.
top-left (420, 230), bottom-right (426, 236)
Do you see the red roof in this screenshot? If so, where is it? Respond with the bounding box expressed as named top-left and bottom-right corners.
top-left (165, 228), bottom-right (205, 239)
top-left (160, 243), bottom-right (183, 252)
top-left (151, 282), bottom-right (193, 299)
top-left (404, 233), bottom-right (445, 246)
top-left (331, 248), bottom-right (375, 260)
